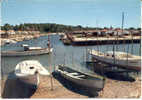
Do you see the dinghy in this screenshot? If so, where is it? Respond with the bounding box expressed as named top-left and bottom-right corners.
top-left (55, 64), bottom-right (105, 92)
top-left (89, 50), bottom-right (141, 71)
top-left (15, 60), bottom-right (50, 89)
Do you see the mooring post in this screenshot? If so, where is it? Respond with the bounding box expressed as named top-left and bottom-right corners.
top-left (50, 74), bottom-right (54, 91)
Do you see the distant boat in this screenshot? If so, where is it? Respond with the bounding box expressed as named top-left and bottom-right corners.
top-left (55, 64), bottom-right (105, 92)
top-left (2, 39), bottom-right (17, 45)
top-left (89, 50), bottom-right (141, 71)
top-left (15, 60), bottom-right (50, 89)
top-left (1, 44), bottom-right (53, 57)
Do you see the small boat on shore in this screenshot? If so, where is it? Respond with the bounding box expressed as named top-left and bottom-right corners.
top-left (55, 64), bottom-right (105, 92)
top-left (89, 50), bottom-right (141, 71)
top-left (15, 60), bottom-right (50, 89)
top-left (1, 44), bottom-right (53, 57)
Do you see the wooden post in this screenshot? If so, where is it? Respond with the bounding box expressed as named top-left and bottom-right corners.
top-left (48, 34), bottom-right (54, 91)
top-left (50, 74), bottom-right (53, 91)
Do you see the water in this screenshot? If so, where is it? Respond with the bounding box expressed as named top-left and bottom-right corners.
top-left (1, 35), bottom-right (141, 79)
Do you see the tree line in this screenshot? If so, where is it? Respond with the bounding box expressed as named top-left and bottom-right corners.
top-left (1, 23), bottom-right (94, 32)
top-left (1, 23), bottom-right (141, 33)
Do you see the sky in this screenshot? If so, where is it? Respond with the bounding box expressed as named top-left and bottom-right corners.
top-left (1, 0), bottom-right (141, 28)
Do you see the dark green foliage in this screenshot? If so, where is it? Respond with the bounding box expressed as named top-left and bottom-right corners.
top-left (1, 23), bottom-right (86, 32)
top-left (2, 23), bottom-right (13, 31)
top-left (1, 23), bottom-right (140, 33)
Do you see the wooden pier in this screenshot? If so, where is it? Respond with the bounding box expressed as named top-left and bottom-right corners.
top-left (65, 34), bottom-right (140, 45)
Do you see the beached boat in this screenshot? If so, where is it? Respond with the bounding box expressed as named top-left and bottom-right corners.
top-left (15, 60), bottom-right (50, 89)
top-left (1, 44), bottom-right (53, 57)
top-left (89, 50), bottom-right (141, 71)
top-left (55, 64), bottom-right (105, 92)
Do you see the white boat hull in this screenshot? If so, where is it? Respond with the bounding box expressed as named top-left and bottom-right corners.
top-left (17, 74), bottom-right (38, 89)
top-left (90, 50), bottom-right (141, 71)
top-left (15, 60), bottom-right (50, 89)
top-left (1, 48), bottom-right (53, 57)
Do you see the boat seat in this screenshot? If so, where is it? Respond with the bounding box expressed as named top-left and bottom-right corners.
top-left (68, 72), bottom-right (78, 75)
top-left (75, 75), bottom-right (85, 78)
top-left (63, 71), bottom-right (68, 74)
top-left (67, 74), bottom-right (85, 79)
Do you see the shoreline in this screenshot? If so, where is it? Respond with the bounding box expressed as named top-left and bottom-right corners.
top-left (0, 33), bottom-right (49, 46)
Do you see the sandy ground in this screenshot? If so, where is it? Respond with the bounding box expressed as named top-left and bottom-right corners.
top-left (0, 74), bottom-right (141, 98)
top-left (31, 75), bottom-right (88, 98)
top-left (31, 75), bottom-right (141, 98)
top-left (99, 78), bottom-right (141, 98)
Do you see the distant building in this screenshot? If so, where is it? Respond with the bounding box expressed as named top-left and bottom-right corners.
top-left (7, 30), bottom-right (15, 35)
top-left (100, 29), bottom-right (107, 36)
top-left (0, 30), bottom-right (8, 38)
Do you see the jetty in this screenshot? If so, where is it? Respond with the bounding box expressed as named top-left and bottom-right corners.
top-left (64, 34), bottom-right (140, 45)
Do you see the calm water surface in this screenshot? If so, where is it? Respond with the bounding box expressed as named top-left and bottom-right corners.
top-left (1, 35), bottom-right (141, 79)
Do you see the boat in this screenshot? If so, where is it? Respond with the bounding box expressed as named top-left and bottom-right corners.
top-left (1, 44), bottom-right (53, 57)
top-left (2, 39), bottom-right (17, 45)
top-left (55, 64), bottom-right (105, 92)
top-left (89, 50), bottom-right (141, 71)
top-left (15, 60), bottom-right (50, 89)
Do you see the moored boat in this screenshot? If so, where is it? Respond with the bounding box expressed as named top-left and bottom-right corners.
top-left (15, 60), bottom-right (50, 89)
top-left (89, 50), bottom-right (141, 71)
top-left (1, 44), bottom-right (53, 57)
top-left (55, 64), bottom-right (105, 92)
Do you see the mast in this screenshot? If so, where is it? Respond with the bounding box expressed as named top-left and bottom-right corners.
top-left (112, 40), bottom-right (115, 65)
top-left (140, 33), bottom-right (141, 56)
top-left (116, 31), bottom-right (119, 51)
top-left (48, 33), bottom-right (51, 51)
top-left (121, 12), bottom-right (125, 52)
top-left (126, 41), bottom-right (129, 67)
top-left (131, 31), bottom-right (134, 54)
top-left (96, 20), bottom-right (99, 52)
top-left (48, 33), bottom-right (53, 91)
top-left (121, 12), bottom-right (124, 34)
top-left (64, 53), bottom-right (66, 66)
top-left (72, 52), bottom-right (74, 67)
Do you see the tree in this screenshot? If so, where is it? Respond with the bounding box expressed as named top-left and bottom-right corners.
top-left (3, 23), bottom-right (12, 31)
top-left (129, 27), bottom-right (135, 30)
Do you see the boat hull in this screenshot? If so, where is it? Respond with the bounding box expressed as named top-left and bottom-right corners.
top-left (1, 48), bottom-right (53, 57)
top-left (16, 75), bottom-right (38, 89)
top-left (91, 54), bottom-right (141, 71)
top-left (61, 72), bottom-right (104, 91)
top-left (56, 65), bottom-right (105, 92)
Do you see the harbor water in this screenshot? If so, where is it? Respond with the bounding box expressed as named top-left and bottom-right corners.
top-left (1, 34), bottom-right (141, 79)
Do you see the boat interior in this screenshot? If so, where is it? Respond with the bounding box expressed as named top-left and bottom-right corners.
top-left (58, 65), bottom-right (103, 80)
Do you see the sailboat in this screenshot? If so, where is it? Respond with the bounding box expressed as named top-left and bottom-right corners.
top-left (89, 12), bottom-right (141, 71)
top-left (89, 50), bottom-right (141, 71)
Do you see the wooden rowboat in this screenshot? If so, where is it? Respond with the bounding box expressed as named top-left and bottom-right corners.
top-left (55, 64), bottom-right (105, 92)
